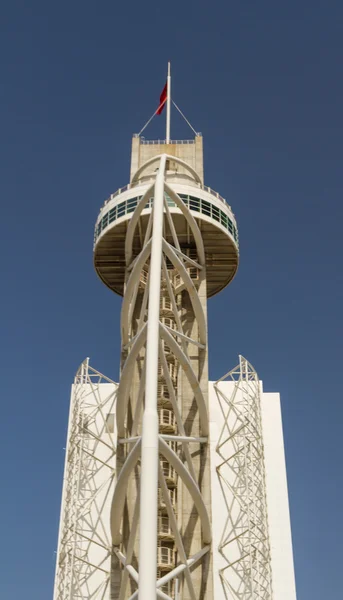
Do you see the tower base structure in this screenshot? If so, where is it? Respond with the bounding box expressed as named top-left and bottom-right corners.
top-left (53, 357), bottom-right (297, 600)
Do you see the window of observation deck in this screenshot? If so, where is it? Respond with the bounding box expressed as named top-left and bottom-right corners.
top-left (94, 193), bottom-right (239, 246)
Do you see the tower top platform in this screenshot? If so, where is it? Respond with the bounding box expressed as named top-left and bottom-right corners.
top-left (93, 133), bottom-right (239, 297)
top-left (130, 134), bottom-right (204, 184)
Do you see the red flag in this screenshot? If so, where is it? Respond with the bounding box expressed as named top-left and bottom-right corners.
top-left (156, 82), bottom-right (167, 115)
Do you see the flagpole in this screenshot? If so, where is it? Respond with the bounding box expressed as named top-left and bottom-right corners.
top-left (166, 62), bottom-right (171, 144)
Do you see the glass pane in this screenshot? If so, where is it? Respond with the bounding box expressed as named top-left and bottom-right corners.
top-left (212, 206), bottom-right (220, 221)
top-left (165, 193), bottom-right (174, 206)
top-left (190, 200), bottom-right (200, 212)
top-left (220, 211), bottom-right (228, 226)
top-left (201, 200), bottom-right (211, 215)
top-left (117, 202), bottom-right (126, 217)
top-left (127, 197), bottom-right (137, 213)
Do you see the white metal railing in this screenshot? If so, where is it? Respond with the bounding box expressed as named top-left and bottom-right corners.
top-left (157, 383), bottom-right (170, 401)
top-left (157, 545), bottom-right (176, 568)
top-left (158, 515), bottom-right (174, 538)
top-left (158, 409), bottom-right (176, 432)
top-left (160, 460), bottom-right (177, 484)
top-left (160, 296), bottom-right (173, 312)
top-left (202, 185), bottom-right (226, 203)
top-left (136, 137), bottom-right (195, 145)
top-left (169, 363), bottom-right (178, 381)
top-left (158, 487), bottom-right (177, 508)
top-left (101, 182), bottom-right (227, 208)
top-left (166, 440), bottom-right (177, 453)
top-left (161, 340), bottom-right (172, 355)
top-left (158, 361), bottom-right (177, 381)
top-left (140, 268), bottom-right (149, 286)
top-left (161, 317), bottom-right (176, 330)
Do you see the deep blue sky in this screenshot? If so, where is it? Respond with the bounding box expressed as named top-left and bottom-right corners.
top-left (1, 1), bottom-right (342, 598)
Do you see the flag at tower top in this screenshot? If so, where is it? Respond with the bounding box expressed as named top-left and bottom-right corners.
top-left (156, 82), bottom-right (167, 115)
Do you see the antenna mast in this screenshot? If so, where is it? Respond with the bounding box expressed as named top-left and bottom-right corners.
top-left (166, 62), bottom-right (171, 143)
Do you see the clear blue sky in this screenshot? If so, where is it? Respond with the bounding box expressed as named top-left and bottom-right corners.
top-left (1, 1), bottom-right (342, 598)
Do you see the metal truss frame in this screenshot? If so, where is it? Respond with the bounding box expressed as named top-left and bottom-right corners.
top-left (53, 359), bottom-right (117, 600)
top-left (214, 356), bottom-right (273, 600)
top-left (111, 154), bottom-right (211, 600)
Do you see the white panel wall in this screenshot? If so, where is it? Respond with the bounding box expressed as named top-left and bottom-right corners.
top-left (261, 392), bottom-right (297, 600)
top-left (208, 381), bottom-right (297, 600)
top-left (208, 382), bottom-right (230, 600)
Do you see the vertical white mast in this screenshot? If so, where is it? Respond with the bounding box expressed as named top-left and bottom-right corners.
top-left (138, 155), bottom-right (167, 600)
top-left (166, 62), bottom-right (171, 144)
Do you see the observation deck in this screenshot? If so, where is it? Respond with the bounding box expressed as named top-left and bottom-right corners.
top-left (93, 136), bottom-right (239, 297)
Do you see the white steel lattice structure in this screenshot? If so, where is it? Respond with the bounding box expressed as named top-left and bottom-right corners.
top-left (214, 357), bottom-right (272, 599)
top-left (54, 360), bottom-right (117, 600)
top-left (54, 70), bottom-right (297, 600)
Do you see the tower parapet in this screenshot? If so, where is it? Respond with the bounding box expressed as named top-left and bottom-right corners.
top-left (130, 134), bottom-right (204, 183)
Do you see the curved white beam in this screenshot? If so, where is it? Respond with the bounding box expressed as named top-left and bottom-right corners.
top-left (164, 183), bottom-right (205, 266)
top-left (159, 438), bottom-right (212, 544)
top-left (118, 498), bottom-right (140, 600)
top-left (158, 465), bottom-right (197, 600)
top-left (158, 341), bottom-right (197, 482)
top-left (110, 439), bottom-right (141, 545)
top-left (125, 183), bottom-right (154, 266)
top-left (156, 546), bottom-right (210, 587)
top-left (121, 240), bottom-right (152, 345)
top-left (131, 154), bottom-right (202, 186)
top-left (138, 154), bottom-right (167, 600)
top-left (163, 197), bottom-right (181, 253)
top-left (116, 324), bottom-right (147, 437)
top-left (159, 323), bottom-right (209, 436)
top-left (162, 239), bottom-right (207, 346)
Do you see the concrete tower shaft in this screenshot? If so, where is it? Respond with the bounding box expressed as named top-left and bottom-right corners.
top-left (92, 134), bottom-right (241, 600)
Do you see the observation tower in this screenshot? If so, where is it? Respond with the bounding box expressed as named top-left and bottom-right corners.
top-left (53, 66), bottom-right (297, 600)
